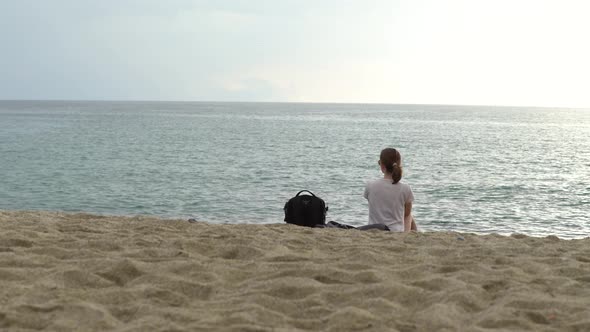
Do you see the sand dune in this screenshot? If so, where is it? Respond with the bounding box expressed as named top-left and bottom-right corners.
top-left (1, 210), bottom-right (589, 331)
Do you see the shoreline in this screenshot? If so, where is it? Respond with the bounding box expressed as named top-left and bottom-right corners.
top-left (3, 208), bottom-right (587, 240)
top-left (1, 209), bottom-right (589, 331)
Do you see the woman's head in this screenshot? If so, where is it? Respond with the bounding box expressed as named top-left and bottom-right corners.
top-left (379, 148), bottom-right (402, 184)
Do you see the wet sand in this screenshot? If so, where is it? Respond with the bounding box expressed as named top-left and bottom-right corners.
top-left (1, 210), bottom-right (589, 331)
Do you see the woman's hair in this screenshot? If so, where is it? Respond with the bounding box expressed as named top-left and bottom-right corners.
top-left (380, 148), bottom-right (402, 184)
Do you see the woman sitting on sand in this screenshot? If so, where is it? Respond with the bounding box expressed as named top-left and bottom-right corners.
top-left (364, 148), bottom-right (417, 232)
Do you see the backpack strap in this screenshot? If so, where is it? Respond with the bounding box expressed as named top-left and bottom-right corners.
top-left (296, 190), bottom-right (316, 197)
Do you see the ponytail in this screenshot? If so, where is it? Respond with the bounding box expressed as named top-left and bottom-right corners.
top-left (391, 163), bottom-right (402, 184)
top-left (380, 148), bottom-right (403, 184)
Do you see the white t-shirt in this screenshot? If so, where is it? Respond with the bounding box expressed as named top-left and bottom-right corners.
top-left (364, 178), bottom-right (414, 232)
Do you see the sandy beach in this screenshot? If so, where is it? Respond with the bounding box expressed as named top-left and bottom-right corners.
top-left (0, 210), bottom-right (589, 331)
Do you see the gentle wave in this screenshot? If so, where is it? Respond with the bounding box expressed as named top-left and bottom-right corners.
top-left (1, 101), bottom-right (589, 238)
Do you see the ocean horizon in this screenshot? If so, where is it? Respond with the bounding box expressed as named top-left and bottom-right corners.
top-left (1, 100), bottom-right (589, 238)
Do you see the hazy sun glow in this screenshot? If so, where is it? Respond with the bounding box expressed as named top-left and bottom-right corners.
top-left (1, 0), bottom-right (589, 107)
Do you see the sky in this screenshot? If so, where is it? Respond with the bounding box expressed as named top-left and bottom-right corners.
top-left (1, 0), bottom-right (589, 107)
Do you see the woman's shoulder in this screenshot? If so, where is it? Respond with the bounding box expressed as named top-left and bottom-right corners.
top-left (366, 179), bottom-right (413, 189)
top-left (394, 181), bottom-right (413, 190)
top-left (366, 178), bottom-right (388, 186)
top-left (399, 181), bottom-right (412, 187)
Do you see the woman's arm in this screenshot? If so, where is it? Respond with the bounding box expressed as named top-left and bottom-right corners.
top-left (404, 202), bottom-right (413, 232)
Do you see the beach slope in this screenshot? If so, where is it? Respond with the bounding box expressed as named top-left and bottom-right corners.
top-left (1, 210), bottom-right (589, 331)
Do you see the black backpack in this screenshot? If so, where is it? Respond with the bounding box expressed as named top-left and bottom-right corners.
top-left (284, 190), bottom-right (328, 227)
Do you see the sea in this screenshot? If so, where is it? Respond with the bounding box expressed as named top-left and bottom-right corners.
top-left (1, 101), bottom-right (589, 238)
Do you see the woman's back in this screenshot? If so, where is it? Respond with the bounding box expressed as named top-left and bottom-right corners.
top-left (364, 178), bottom-right (413, 232)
